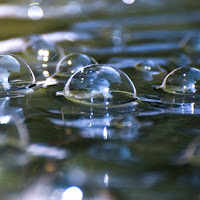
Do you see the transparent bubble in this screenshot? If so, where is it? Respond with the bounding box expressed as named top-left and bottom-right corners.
top-left (56, 53), bottom-right (98, 77)
top-left (24, 35), bottom-right (63, 80)
top-left (25, 35), bottom-right (61, 62)
top-left (161, 67), bottom-right (200, 95)
top-left (135, 60), bottom-right (166, 81)
top-left (63, 64), bottom-right (136, 106)
top-left (0, 53), bottom-right (35, 96)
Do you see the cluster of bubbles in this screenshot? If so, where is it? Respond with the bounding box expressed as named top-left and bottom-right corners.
top-left (1, 36), bottom-right (200, 106)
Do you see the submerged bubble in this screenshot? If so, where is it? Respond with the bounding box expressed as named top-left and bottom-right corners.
top-left (63, 64), bottom-right (136, 106)
top-left (56, 53), bottom-right (98, 77)
top-left (0, 53), bottom-right (35, 95)
top-left (161, 67), bottom-right (200, 95)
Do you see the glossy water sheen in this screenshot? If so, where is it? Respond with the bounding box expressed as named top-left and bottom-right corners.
top-left (1, 0), bottom-right (200, 200)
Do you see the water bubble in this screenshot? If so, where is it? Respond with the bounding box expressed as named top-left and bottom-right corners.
top-left (135, 60), bottom-right (166, 81)
top-left (63, 64), bottom-right (137, 106)
top-left (25, 35), bottom-right (61, 62)
top-left (161, 67), bottom-right (200, 95)
top-left (0, 53), bottom-right (35, 96)
top-left (24, 35), bottom-right (63, 80)
top-left (56, 53), bottom-right (98, 77)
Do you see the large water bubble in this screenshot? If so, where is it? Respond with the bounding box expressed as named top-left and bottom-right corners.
top-left (63, 64), bottom-right (136, 106)
top-left (0, 53), bottom-right (35, 96)
top-left (161, 67), bottom-right (200, 95)
top-left (56, 53), bottom-right (98, 77)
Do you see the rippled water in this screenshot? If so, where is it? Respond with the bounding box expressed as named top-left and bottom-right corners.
top-left (1, 0), bottom-right (200, 200)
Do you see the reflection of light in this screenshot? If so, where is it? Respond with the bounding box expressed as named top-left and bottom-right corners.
top-left (0, 115), bottom-right (10, 124)
top-left (27, 144), bottom-right (67, 159)
top-left (42, 64), bottom-right (48, 68)
top-left (104, 174), bottom-right (109, 187)
top-left (103, 126), bottom-right (108, 140)
top-left (67, 60), bottom-right (72, 65)
top-left (43, 70), bottom-right (50, 77)
top-left (122, 0), bottom-right (135, 4)
top-left (28, 5), bottom-right (43, 20)
top-left (62, 186), bottom-right (83, 200)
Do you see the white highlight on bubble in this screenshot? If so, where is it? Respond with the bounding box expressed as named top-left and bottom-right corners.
top-left (61, 186), bottom-right (83, 200)
top-left (28, 5), bottom-right (43, 20)
top-left (122, 0), bottom-right (135, 4)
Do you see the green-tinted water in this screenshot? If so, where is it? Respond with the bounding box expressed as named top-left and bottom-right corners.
top-left (0, 0), bottom-right (200, 200)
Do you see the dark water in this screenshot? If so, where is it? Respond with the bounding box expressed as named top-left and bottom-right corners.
top-left (1, 0), bottom-right (200, 200)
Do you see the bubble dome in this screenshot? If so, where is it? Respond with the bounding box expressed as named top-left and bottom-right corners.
top-left (135, 59), bottom-right (165, 74)
top-left (63, 64), bottom-right (137, 106)
top-left (0, 53), bottom-right (35, 94)
top-left (25, 36), bottom-right (62, 63)
top-left (161, 67), bottom-right (200, 95)
top-left (56, 53), bottom-right (98, 77)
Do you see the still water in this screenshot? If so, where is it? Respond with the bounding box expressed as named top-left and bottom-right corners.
top-left (0, 0), bottom-right (200, 199)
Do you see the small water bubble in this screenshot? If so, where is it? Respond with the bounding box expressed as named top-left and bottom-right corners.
top-left (24, 35), bottom-right (63, 80)
top-left (56, 53), bottom-right (97, 77)
top-left (161, 67), bottom-right (200, 95)
top-left (63, 64), bottom-right (137, 106)
top-left (0, 53), bottom-right (35, 96)
top-left (135, 60), bottom-right (166, 81)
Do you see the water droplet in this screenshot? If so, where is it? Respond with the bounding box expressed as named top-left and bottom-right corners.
top-left (63, 64), bottom-right (137, 106)
top-left (0, 53), bottom-right (35, 96)
top-left (135, 60), bottom-right (166, 81)
top-left (161, 67), bottom-right (200, 95)
top-left (56, 53), bottom-right (98, 77)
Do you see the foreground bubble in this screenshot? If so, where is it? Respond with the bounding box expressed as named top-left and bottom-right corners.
top-left (63, 64), bottom-right (136, 106)
top-left (161, 67), bottom-right (200, 95)
top-left (0, 53), bottom-right (35, 95)
top-left (56, 53), bottom-right (98, 77)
